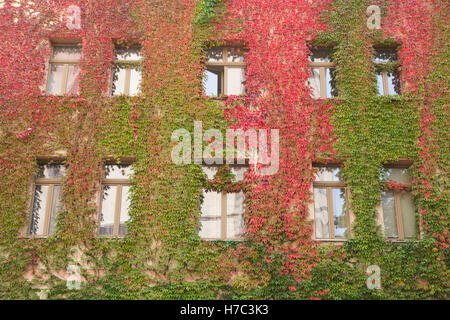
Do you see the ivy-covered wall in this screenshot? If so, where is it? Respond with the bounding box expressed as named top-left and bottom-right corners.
top-left (0, 0), bottom-right (448, 299)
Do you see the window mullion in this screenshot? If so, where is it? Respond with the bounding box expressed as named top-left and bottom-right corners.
top-left (221, 191), bottom-right (227, 240)
top-left (61, 64), bottom-right (69, 95)
top-left (320, 67), bottom-right (326, 99)
top-left (124, 68), bottom-right (131, 96)
top-left (327, 187), bottom-right (334, 239)
top-left (113, 185), bottom-right (123, 236)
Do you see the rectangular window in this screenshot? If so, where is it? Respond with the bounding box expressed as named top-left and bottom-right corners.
top-left (381, 167), bottom-right (416, 240)
top-left (313, 166), bottom-right (350, 240)
top-left (203, 47), bottom-right (246, 97)
top-left (374, 48), bottom-right (401, 96)
top-left (112, 45), bottom-right (142, 96)
top-left (29, 164), bottom-right (66, 236)
top-left (99, 164), bottom-right (133, 236)
top-left (47, 44), bottom-right (81, 95)
top-left (199, 165), bottom-right (248, 240)
top-left (308, 49), bottom-right (337, 99)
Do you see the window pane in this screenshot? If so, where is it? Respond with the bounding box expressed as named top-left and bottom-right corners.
top-left (227, 48), bottom-right (244, 62)
top-left (203, 69), bottom-right (222, 97)
top-left (66, 64), bottom-right (80, 95)
top-left (382, 191), bottom-right (398, 238)
top-left (315, 167), bottom-right (342, 182)
top-left (377, 71), bottom-right (384, 96)
top-left (314, 188), bottom-right (329, 238)
top-left (400, 192), bottom-right (416, 238)
top-left (332, 188), bottom-right (347, 238)
top-left (202, 165), bottom-right (218, 180)
top-left (199, 191), bottom-right (221, 239)
top-left (326, 68), bottom-right (337, 98)
top-left (114, 46), bottom-right (142, 61)
top-left (100, 185), bottom-right (117, 235)
top-left (309, 49), bottom-right (331, 63)
top-left (37, 164), bottom-right (66, 179)
top-left (374, 49), bottom-right (398, 63)
top-left (226, 192), bottom-right (245, 239)
top-left (30, 185), bottom-right (49, 235)
top-left (129, 67), bottom-right (141, 96)
top-left (384, 168), bottom-right (412, 184)
top-left (308, 68), bottom-right (321, 99)
top-left (105, 164), bottom-right (133, 179)
top-left (52, 45), bottom-right (81, 60)
top-left (47, 64), bottom-right (64, 95)
top-left (206, 47), bottom-right (223, 62)
top-left (226, 67), bottom-right (245, 95)
top-left (231, 166), bottom-right (248, 182)
top-left (48, 185), bottom-right (63, 235)
top-left (119, 186), bottom-right (131, 235)
top-left (112, 65), bottom-right (126, 95)
top-left (387, 70), bottom-right (401, 95)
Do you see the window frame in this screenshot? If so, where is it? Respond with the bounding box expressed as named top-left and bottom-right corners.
top-left (97, 161), bottom-right (134, 237)
top-left (199, 163), bottom-right (247, 241)
top-left (379, 165), bottom-right (416, 241)
top-left (27, 162), bottom-right (66, 237)
top-left (308, 49), bottom-right (336, 99)
top-left (373, 48), bottom-right (401, 97)
top-left (204, 46), bottom-right (246, 97)
top-left (46, 43), bottom-right (82, 96)
top-left (111, 45), bottom-right (142, 96)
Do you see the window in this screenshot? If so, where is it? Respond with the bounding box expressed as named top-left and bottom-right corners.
top-left (99, 164), bottom-right (133, 236)
top-left (29, 164), bottom-right (66, 236)
top-left (47, 44), bottom-right (81, 95)
top-left (308, 49), bottom-right (337, 99)
top-left (203, 47), bottom-right (246, 97)
top-left (313, 167), bottom-right (350, 240)
top-left (380, 168), bottom-right (416, 240)
top-left (199, 165), bottom-right (248, 240)
top-left (111, 45), bottom-right (142, 96)
top-left (374, 48), bottom-right (401, 96)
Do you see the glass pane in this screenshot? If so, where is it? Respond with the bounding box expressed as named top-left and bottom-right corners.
top-left (226, 67), bottom-right (245, 95)
top-left (202, 165), bottom-right (218, 180)
top-left (129, 67), bottom-right (142, 96)
top-left (199, 191), bottom-right (221, 239)
top-left (203, 69), bottom-right (222, 97)
top-left (314, 188), bottom-right (329, 238)
top-left (119, 186), bottom-right (131, 235)
top-left (384, 168), bottom-right (412, 184)
top-left (309, 49), bottom-right (331, 63)
top-left (387, 70), bottom-right (401, 95)
top-left (52, 45), bottom-right (81, 60)
top-left (315, 167), bottom-right (342, 182)
top-left (332, 188), bottom-right (347, 238)
top-left (66, 64), bottom-right (80, 95)
top-left (382, 191), bottom-right (398, 238)
top-left (37, 164), bottom-right (66, 179)
top-left (114, 46), bottom-right (142, 61)
top-left (308, 68), bottom-right (320, 99)
top-left (227, 48), bottom-right (244, 62)
top-left (374, 49), bottom-right (398, 63)
top-left (48, 185), bottom-right (63, 235)
top-left (47, 64), bottom-right (64, 95)
top-left (105, 164), bottom-right (133, 179)
top-left (206, 47), bottom-right (223, 62)
top-left (231, 166), bottom-right (248, 182)
top-left (112, 65), bottom-right (126, 95)
top-left (30, 185), bottom-right (50, 235)
top-left (377, 71), bottom-right (384, 96)
top-left (326, 68), bottom-right (338, 98)
top-left (400, 192), bottom-right (416, 238)
top-left (226, 192), bottom-right (245, 239)
top-left (100, 185), bottom-right (117, 235)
